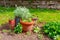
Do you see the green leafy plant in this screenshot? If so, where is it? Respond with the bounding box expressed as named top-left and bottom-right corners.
top-left (43, 22), bottom-right (60, 39)
top-left (54, 35), bottom-right (60, 40)
top-left (14, 6), bottom-right (32, 22)
top-left (14, 23), bottom-right (22, 34)
top-left (14, 6), bottom-right (31, 19)
top-left (33, 26), bottom-right (40, 33)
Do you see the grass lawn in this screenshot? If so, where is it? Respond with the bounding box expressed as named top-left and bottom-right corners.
top-left (30, 8), bottom-right (60, 22)
top-left (0, 7), bottom-right (15, 25)
top-left (0, 7), bottom-right (60, 25)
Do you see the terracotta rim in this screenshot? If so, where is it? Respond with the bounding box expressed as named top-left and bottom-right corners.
top-left (20, 19), bottom-right (34, 25)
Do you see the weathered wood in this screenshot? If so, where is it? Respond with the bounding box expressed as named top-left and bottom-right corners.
top-left (0, 0), bottom-right (60, 9)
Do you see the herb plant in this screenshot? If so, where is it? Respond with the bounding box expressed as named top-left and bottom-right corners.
top-left (14, 23), bottom-right (22, 34)
top-left (33, 26), bottom-right (40, 33)
top-left (14, 6), bottom-right (31, 19)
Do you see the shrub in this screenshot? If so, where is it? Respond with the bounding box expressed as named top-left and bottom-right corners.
top-left (14, 23), bottom-right (22, 34)
top-left (43, 22), bottom-right (60, 39)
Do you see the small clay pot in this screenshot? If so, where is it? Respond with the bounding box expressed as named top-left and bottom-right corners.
top-left (9, 19), bottom-right (15, 30)
top-left (20, 19), bottom-right (34, 32)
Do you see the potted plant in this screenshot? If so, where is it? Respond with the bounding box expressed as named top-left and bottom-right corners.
top-left (14, 7), bottom-right (34, 32)
top-left (9, 17), bottom-right (15, 30)
top-left (20, 18), bottom-right (34, 32)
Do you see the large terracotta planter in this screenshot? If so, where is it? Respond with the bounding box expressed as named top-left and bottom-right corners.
top-left (9, 20), bottom-right (15, 30)
top-left (20, 20), bottom-right (34, 32)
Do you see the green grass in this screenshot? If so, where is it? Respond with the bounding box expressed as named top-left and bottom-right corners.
top-left (0, 7), bottom-right (15, 25)
top-left (29, 8), bottom-right (60, 22)
top-left (0, 7), bottom-right (60, 25)
top-left (0, 12), bottom-right (14, 25)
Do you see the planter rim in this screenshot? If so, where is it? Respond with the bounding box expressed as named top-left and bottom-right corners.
top-left (20, 19), bottom-right (34, 25)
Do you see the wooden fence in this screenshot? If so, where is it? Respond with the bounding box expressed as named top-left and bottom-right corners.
top-left (0, 0), bottom-right (60, 9)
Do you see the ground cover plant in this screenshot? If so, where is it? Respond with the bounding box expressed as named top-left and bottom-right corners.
top-left (33, 26), bottom-right (40, 33)
top-left (43, 21), bottom-right (60, 40)
top-left (54, 35), bottom-right (60, 40)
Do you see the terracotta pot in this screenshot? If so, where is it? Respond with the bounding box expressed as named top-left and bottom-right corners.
top-left (9, 20), bottom-right (15, 30)
top-left (20, 19), bottom-right (34, 32)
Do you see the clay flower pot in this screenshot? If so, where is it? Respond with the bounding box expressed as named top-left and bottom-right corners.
top-left (20, 19), bottom-right (34, 32)
top-left (9, 20), bottom-right (15, 30)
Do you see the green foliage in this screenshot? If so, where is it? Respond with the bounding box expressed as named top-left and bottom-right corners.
top-left (0, 7), bottom-right (15, 13)
top-left (33, 26), bottom-right (40, 33)
top-left (14, 6), bottom-right (31, 19)
top-left (54, 35), bottom-right (60, 40)
top-left (43, 22), bottom-right (60, 39)
top-left (14, 23), bottom-right (22, 34)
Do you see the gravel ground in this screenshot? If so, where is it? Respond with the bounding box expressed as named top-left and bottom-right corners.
top-left (0, 32), bottom-right (38, 40)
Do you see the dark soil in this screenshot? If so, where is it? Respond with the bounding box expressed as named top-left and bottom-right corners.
top-left (0, 23), bottom-right (52, 40)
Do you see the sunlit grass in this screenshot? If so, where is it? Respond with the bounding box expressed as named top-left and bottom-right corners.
top-left (0, 7), bottom-right (60, 25)
top-left (33, 12), bottom-right (60, 22)
top-left (0, 12), bottom-right (14, 25)
top-left (29, 8), bottom-right (60, 22)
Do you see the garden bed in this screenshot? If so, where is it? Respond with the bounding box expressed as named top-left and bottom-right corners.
top-left (0, 22), bottom-right (52, 40)
top-left (0, 7), bottom-right (60, 40)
